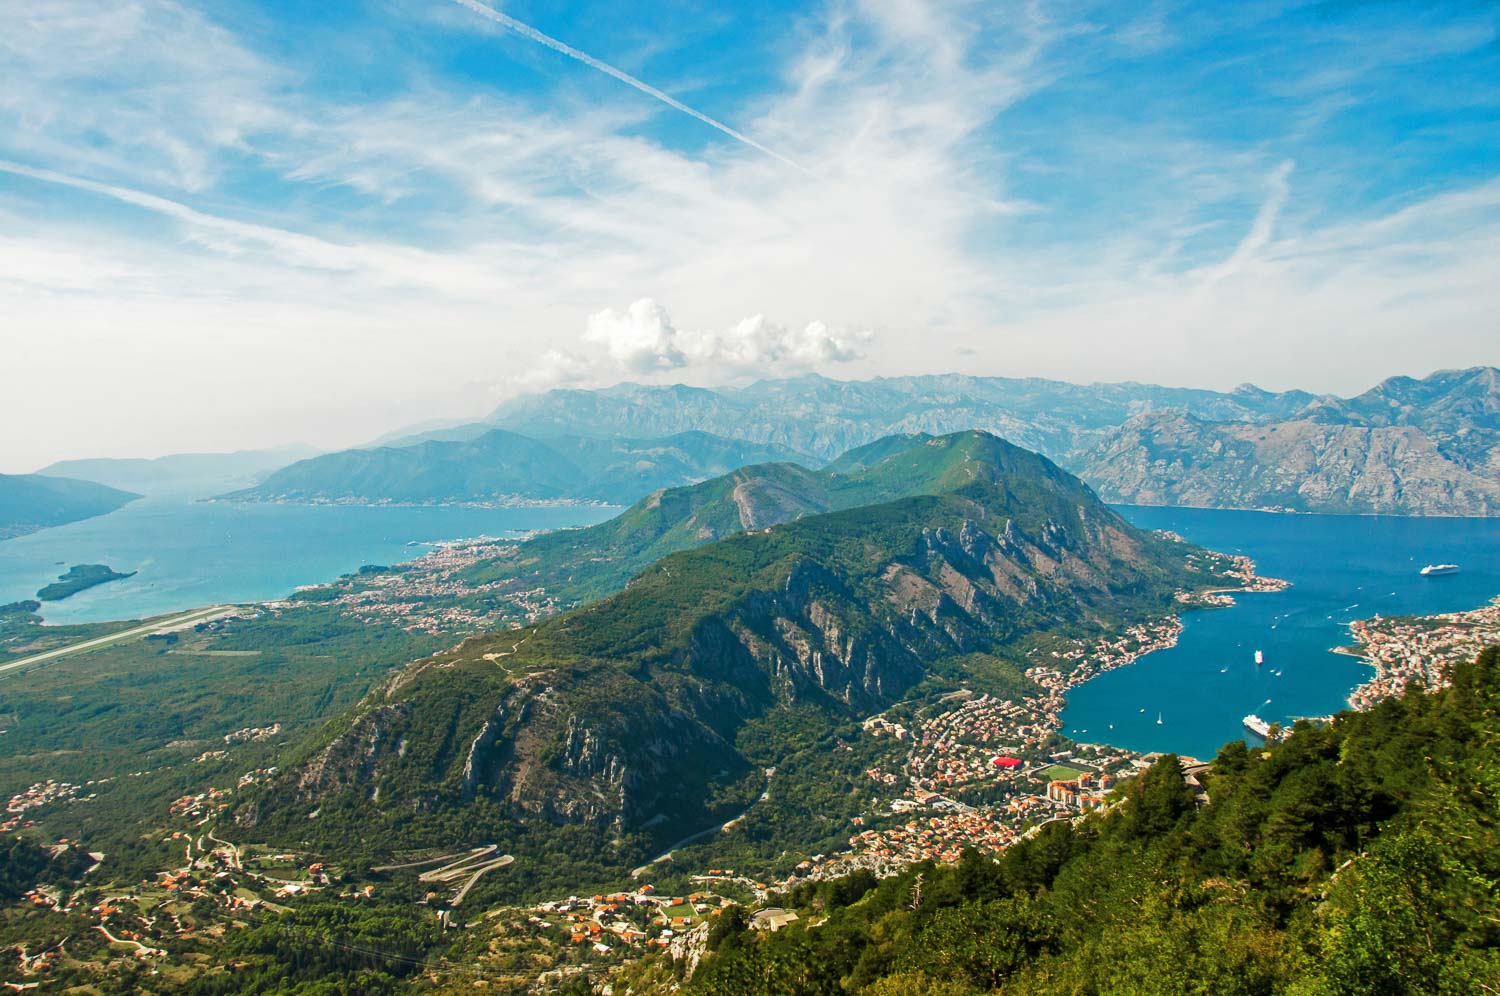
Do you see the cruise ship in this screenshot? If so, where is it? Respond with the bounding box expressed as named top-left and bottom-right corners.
top-left (1243, 714), bottom-right (1272, 739)
top-left (1420, 563), bottom-right (1460, 577)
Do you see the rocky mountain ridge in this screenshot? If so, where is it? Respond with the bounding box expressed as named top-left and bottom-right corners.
top-left (1075, 409), bottom-right (1500, 516)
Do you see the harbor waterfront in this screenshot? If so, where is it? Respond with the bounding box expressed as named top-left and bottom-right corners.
top-left (1062, 506), bottom-right (1500, 759)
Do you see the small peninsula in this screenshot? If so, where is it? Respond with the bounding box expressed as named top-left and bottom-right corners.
top-left (36, 564), bottom-right (136, 602)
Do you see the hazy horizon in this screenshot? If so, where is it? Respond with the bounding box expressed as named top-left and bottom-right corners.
top-left (12, 362), bottom-right (1497, 476)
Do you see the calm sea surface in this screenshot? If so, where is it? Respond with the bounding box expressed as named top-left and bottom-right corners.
top-left (1061, 506), bottom-right (1500, 759)
top-left (0, 499), bottom-right (616, 624)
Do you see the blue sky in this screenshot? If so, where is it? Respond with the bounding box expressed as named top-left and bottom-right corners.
top-left (2, 0), bottom-right (1498, 467)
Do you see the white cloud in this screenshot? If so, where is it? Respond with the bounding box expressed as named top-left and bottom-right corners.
top-left (582, 299), bottom-right (687, 374)
top-left (535, 298), bottom-right (871, 388)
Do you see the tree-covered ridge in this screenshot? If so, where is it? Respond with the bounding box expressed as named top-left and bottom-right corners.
top-left (667, 645), bottom-right (1500, 996)
top-left (246, 432), bottom-right (1228, 870)
top-left (460, 429), bottom-right (1158, 609)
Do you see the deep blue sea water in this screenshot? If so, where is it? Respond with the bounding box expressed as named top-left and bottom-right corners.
top-left (1060, 507), bottom-right (1500, 759)
top-left (0, 499), bottom-right (616, 624)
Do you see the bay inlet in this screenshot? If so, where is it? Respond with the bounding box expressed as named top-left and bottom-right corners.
top-left (1062, 506), bottom-right (1500, 759)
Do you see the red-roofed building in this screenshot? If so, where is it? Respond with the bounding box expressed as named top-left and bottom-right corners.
top-left (991, 756), bottom-right (1022, 769)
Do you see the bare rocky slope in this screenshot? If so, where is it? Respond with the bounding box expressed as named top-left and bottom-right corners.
top-left (1075, 411), bottom-right (1500, 516)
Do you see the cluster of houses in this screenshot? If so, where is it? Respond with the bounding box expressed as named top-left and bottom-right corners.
top-left (1044, 771), bottom-right (1113, 811)
top-left (1347, 597), bottom-right (1500, 710)
top-left (524, 885), bottom-right (731, 955)
top-left (288, 536), bottom-right (567, 635)
top-left (222, 723), bottom-right (281, 744)
top-left (1028, 617), bottom-right (1185, 701)
top-left (2, 781), bottom-right (86, 833)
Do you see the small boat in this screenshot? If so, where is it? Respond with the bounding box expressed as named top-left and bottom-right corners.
top-left (1156, 712), bottom-right (1163, 726)
top-left (1420, 564), bottom-right (1459, 577)
top-left (1254, 650), bottom-right (1264, 666)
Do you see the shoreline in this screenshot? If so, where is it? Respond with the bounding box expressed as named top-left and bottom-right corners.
top-left (1113, 501), bottom-right (1500, 521)
top-left (1339, 596), bottom-right (1500, 711)
top-left (200, 496), bottom-right (620, 511)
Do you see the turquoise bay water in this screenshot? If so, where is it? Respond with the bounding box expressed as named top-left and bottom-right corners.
top-left (1061, 507), bottom-right (1500, 759)
top-left (0, 499), bottom-right (616, 624)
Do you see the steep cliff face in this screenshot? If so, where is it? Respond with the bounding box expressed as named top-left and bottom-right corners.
top-left (252, 432), bottom-right (1227, 851)
top-left (1076, 412), bottom-right (1500, 515)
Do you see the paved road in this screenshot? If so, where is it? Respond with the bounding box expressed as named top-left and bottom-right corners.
top-left (0, 605), bottom-right (237, 676)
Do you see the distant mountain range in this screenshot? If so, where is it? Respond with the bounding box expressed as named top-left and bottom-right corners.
top-left (1077, 367), bottom-right (1500, 515)
top-left (0, 474), bottom-right (140, 541)
top-left (41, 367), bottom-right (1495, 518)
top-left (226, 430), bottom-right (810, 505)
top-left (246, 431), bottom-right (1234, 853)
top-left (467, 373), bottom-right (1319, 461)
top-left (38, 446), bottom-right (319, 498)
top-left (367, 366), bottom-right (1497, 516)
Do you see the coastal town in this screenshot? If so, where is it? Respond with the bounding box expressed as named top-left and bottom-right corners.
top-left (789, 618), bottom-right (1187, 883)
top-left (268, 535), bottom-right (565, 635)
top-left (1344, 596), bottom-right (1500, 709)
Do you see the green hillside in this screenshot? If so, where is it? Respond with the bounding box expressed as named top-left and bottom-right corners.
top-left (0, 472), bottom-right (139, 541)
top-left (460, 430), bottom-right (1105, 609)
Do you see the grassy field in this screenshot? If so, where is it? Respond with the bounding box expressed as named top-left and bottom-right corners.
top-left (1039, 764), bottom-right (1092, 781)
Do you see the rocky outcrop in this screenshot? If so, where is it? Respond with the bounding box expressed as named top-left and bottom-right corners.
top-left (1075, 412), bottom-right (1500, 516)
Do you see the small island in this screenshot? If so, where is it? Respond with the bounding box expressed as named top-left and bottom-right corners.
top-left (36, 564), bottom-right (136, 602)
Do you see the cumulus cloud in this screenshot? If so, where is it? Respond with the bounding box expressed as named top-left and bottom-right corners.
top-left (525, 298), bottom-right (871, 390)
top-left (581, 299), bottom-right (686, 374)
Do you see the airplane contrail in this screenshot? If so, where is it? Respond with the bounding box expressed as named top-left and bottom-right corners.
top-left (444, 0), bottom-right (811, 176)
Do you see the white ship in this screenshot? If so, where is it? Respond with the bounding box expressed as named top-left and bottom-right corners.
top-left (1243, 714), bottom-right (1272, 739)
top-left (1420, 564), bottom-right (1459, 577)
top-left (1254, 649), bottom-right (1264, 666)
